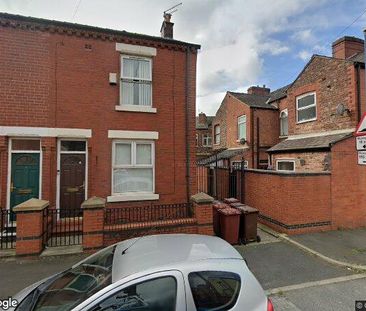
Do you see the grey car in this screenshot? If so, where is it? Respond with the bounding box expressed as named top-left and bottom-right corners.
top-left (13, 234), bottom-right (274, 311)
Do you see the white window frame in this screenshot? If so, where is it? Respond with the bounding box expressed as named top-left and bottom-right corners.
top-left (202, 134), bottom-right (212, 147)
top-left (280, 109), bottom-right (288, 136)
top-left (111, 140), bottom-right (156, 198)
top-left (296, 92), bottom-right (317, 124)
top-left (214, 125), bottom-right (220, 145)
top-left (118, 55), bottom-right (155, 113)
top-left (276, 159), bottom-right (296, 172)
top-left (237, 115), bottom-right (247, 140)
top-left (196, 134), bottom-right (199, 147)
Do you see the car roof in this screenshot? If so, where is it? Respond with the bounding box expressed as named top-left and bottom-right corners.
top-left (111, 234), bottom-right (243, 282)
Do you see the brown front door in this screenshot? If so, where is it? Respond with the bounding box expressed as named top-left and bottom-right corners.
top-left (60, 154), bottom-right (85, 217)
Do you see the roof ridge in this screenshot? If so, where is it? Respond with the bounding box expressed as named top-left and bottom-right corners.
top-left (0, 12), bottom-right (200, 50)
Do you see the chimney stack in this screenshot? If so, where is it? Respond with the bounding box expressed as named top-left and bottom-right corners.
top-left (332, 36), bottom-right (364, 59)
top-left (247, 85), bottom-right (270, 96)
top-left (160, 13), bottom-right (174, 39)
top-left (198, 112), bottom-right (207, 125)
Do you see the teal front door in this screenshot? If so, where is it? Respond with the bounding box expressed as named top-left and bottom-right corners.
top-left (10, 153), bottom-right (40, 221)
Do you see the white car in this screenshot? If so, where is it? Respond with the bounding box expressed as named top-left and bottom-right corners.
top-left (14, 234), bottom-right (273, 311)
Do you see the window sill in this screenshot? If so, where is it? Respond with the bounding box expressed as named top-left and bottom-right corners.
top-left (115, 105), bottom-right (157, 113)
top-left (107, 193), bottom-right (159, 203)
top-left (296, 118), bottom-right (317, 124)
top-left (279, 135), bottom-right (288, 139)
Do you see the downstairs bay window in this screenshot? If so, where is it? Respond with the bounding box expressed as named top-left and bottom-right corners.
top-left (111, 140), bottom-right (157, 201)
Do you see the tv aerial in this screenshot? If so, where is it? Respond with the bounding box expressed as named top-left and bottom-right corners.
top-left (164, 2), bottom-right (182, 16)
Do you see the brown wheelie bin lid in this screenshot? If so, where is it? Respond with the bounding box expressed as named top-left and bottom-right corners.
top-left (218, 207), bottom-right (241, 215)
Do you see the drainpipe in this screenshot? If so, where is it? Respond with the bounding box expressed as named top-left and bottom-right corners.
top-left (356, 63), bottom-right (362, 122)
top-left (256, 117), bottom-right (260, 169)
top-left (185, 48), bottom-right (191, 203)
top-left (251, 109), bottom-right (255, 167)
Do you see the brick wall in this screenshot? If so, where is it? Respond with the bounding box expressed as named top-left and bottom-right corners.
top-left (279, 57), bottom-right (360, 136)
top-left (243, 169), bottom-right (332, 234)
top-left (0, 15), bottom-right (198, 208)
top-left (212, 93), bottom-right (278, 168)
top-left (196, 127), bottom-right (213, 160)
top-left (271, 151), bottom-right (331, 172)
top-left (331, 136), bottom-right (366, 229)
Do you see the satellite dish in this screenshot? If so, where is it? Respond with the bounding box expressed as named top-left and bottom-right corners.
top-left (336, 103), bottom-right (350, 116)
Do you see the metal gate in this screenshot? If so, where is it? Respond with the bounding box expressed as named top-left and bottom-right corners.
top-left (42, 208), bottom-right (83, 247)
top-left (197, 160), bottom-right (245, 201)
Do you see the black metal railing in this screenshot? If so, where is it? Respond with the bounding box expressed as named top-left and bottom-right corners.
top-left (0, 209), bottom-right (16, 249)
top-left (104, 203), bottom-right (192, 230)
top-left (42, 208), bottom-right (83, 247)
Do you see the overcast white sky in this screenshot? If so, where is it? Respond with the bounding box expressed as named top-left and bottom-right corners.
top-left (1, 0), bottom-right (366, 115)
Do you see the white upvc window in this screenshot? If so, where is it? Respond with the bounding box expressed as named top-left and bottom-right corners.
top-left (120, 55), bottom-right (152, 107)
top-left (202, 134), bottom-right (212, 147)
top-left (112, 140), bottom-right (155, 195)
top-left (214, 125), bottom-right (220, 144)
top-left (196, 134), bottom-right (199, 146)
top-left (238, 115), bottom-right (246, 140)
top-left (276, 159), bottom-right (295, 172)
top-left (296, 92), bottom-right (316, 123)
top-left (280, 109), bottom-right (288, 136)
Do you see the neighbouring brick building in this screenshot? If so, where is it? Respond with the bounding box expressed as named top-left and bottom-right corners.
top-left (268, 36), bottom-right (365, 172)
top-left (205, 85), bottom-right (281, 169)
top-left (0, 12), bottom-right (200, 225)
top-left (196, 112), bottom-right (214, 160)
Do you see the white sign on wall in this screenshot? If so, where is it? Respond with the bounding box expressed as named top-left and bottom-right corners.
top-left (358, 151), bottom-right (366, 165)
top-left (356, 136), bottom-right (366, 151)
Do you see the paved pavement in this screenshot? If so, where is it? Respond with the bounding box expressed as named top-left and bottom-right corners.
top-left (292, 228), bottom-right (366, 265)
top-left (236, 240), bottom-right (355, 290)
top-left (271, 275), bottom-right (366, 311)
top-left (0, 253), bottom-right (87, 297)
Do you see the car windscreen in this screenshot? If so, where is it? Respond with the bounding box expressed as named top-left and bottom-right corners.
top-left (17, 245), bottom-right (116, 311)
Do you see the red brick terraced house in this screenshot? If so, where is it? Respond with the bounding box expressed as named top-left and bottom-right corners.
top-left (268, 36), bottom-right (365, 172)
top-left (195, 112), bottom-right (214, 161)
top-left (0, 13), bottom-right (200, 225)
top-left (207, 85), bottom-right (282, 169)
top-left (242, 36), bottom-right (366, 233)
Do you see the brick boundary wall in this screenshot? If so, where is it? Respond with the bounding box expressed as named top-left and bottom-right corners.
top-left (331, 136), bottom-right (366, 228)
top-left (14, 198), bottom-right (49, 256)
top-left (243, 169), bottom-right (332, 235)
top-left (82, 194), bottom-right (214, 251)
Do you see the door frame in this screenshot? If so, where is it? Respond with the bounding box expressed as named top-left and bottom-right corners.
top-left (56, 138), bottom-right (88, 213)
top-left (6, 137), bottom-right (42, 225)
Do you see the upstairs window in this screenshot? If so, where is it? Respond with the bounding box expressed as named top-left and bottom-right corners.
top-left (296, 92), bottom-right (316, 123)
top-left (120, 56), bottom-right (152, 107)
top-left (196, 134), bottom-right (199, 146)
top-left (214, 125), bottom-right (220, 145)
top-left (280, 109), bottom-right (288, 136)
top-left (237, 115), bottom-right (246, 140)
top-left (202, 134), bottom-right (212, 147)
